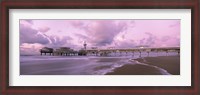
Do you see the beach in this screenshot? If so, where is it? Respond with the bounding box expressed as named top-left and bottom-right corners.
top-left (106, 56), bottom-right (180, 75)
top-left (20, 54), bottom-right (180, 75)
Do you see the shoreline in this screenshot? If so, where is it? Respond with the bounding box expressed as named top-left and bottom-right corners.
top-left (106, 56), bottom-right (180, 75)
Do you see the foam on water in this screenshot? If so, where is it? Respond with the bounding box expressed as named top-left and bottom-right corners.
top-left (130, 59), bottom-right (171, 75)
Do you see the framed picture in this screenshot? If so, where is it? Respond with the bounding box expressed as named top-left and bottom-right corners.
top-left (1, 0), bottom-right (199, 95)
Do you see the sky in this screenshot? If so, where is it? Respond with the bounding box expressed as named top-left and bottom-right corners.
top-left (20, 20), bottom-right (180, 55)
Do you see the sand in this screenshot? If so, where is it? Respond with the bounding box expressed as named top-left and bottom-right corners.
top-left (106, 64), bottom-right (165, 75)
top-left (106, 56), bottom-right (180, 75)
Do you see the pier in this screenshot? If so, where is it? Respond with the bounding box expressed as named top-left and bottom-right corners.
top-left (40, 47), bottom-right (180, 57)
top-left (86, 47), bottom-right (180, 56)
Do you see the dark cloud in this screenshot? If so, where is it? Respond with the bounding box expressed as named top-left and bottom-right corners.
top-left (139, 38), bottom-right (145, 45)
top-left (161, 36), bottom-right (170, 42)
top-left (115, 41), bottom-right (136, 48)
top-left (20, 22), bottom-right (75, 49)
top-left (74, 33), bottom-right (89, 40)
top-left (86, 20), bottom-right (131, 46)
top-left (138, 32), bottom-right (157, 46)
top-left (70, 20), bottom-right (135, 47)
top-left (20, 24), bottom-right (50, 45)
top-left (145, 32), bottom-right (156, 45)
top-left (48, 36), bottom-right (73, 48)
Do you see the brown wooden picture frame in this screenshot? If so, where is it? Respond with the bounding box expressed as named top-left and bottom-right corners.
top-left (0, 0), bottom-right (199, 95)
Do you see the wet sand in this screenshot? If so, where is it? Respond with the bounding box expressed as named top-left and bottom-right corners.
top-left (105, 64), bottom-right (165, 75)
top-left (106, 56), bottom-right (180, 75)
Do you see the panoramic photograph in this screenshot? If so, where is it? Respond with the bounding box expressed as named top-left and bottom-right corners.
top-left (20, 19), bottom-right (180, 75)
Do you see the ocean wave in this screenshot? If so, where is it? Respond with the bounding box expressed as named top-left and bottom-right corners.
top-left (130, 59), bottom-right (171, 75)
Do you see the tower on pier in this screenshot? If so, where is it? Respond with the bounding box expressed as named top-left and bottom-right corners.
top-left (83, 41), bottom-right (87, 50)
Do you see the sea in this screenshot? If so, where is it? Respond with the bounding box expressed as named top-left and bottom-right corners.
top-left (20, 51), bottom-right (179, 75)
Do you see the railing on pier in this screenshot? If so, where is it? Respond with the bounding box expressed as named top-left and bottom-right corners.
top-left (86, 47), bottom-right (180, 57)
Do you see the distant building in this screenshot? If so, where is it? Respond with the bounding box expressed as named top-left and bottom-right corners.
top-left (53, 47), bottom-right (78, 56)
top-left (59, 47), bottom-right (70, 50)
top-left (55, 47), bottom-right (71, 53)
top-left (40, 47), bottom-right (53, 52)
top-left (40, 47), bottom-right (54, 55)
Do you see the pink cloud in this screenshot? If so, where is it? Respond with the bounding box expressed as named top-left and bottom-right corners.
top-left (85, 20), bottom-right (121, 46)
top-left (20, 43), bottom-right (44, 55)
top-left (20, 19), bottom-right (180, 55)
